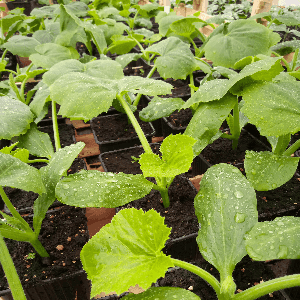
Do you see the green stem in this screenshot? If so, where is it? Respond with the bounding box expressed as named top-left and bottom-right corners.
top-left (133, 65), bottom-right (157, 106)
top-left (233, 274), bottom-right (300, 300)
top-left (292, 48), bottom-right (299, 71)
top-left (29, 237), bottom-right (50, 257)
top-left (27, 159), bottom-right (49, 164)
top-left (52, 100), bottom-right (61, 151)
top-left (271, 51), bottom-right (292, 72)
top-left (171, 258), bottom-right (221, 298)
top-left (283, 138), bottom-right (300, 156)
top-left (195, 28), bottom-right (207, 44)
top-left (0, 187), bottom-right (29, 227)
top-left (267, 19), bottom-right (275, 28)
top-left (0, 233), bottom-right (26, 300)
top-left (9, 73), bottom-right (25, 103)
top-left (116, 94), bottom-right (152, 154)
top-left (1, 49), bottom-right (8, 62)
top-left (6, 69), bottom-right (18, 75)
top-left (231, 99), bottom-right (240, 150)
top-left (221, 133), bottom-right (235, 140)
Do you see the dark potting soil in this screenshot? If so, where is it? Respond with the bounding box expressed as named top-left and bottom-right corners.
top-left (100, 144), bottom-right (161, 174)
top-left (201, 130), bottom-right (268, 166)
top-left (165, 109), bottom-right (193, 128)
top-left (38, 123), bottom-right (75, 149)
top-left (256, 175), bottom-right (300, 221)
top-left (3, 158), bottom-right (85, 211)
top-left (90, 112), bottom-right (154, 143)
top-left (0, 206), bottom-right (89, 290)
top-left (119, 176), bottom-right (199, 240)
top-left (159, 78), bottom-right (191, 99)
top-left (157, 255), bottom-right (285, 300)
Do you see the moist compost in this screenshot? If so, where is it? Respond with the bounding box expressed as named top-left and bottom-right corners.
top-left (201, 130), bottom-right (269, 165)
top-left (0, 206), bottom-right (88, 290)
top-left (119, 176), bottom-right (198, 240)
top-left (90, 112), bottom-right (154, 143)
top-left (38, 123), bottom-right (75, 149)
top-left (100, 144), bottom-right (161, 174)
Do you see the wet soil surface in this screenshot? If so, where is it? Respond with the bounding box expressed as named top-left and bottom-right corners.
top-left (90, 112), bottom-right (154, 143)
top-left (0, 206), bottom-right (88, 290)
top-left (100, 144), bottom-right (161, 174)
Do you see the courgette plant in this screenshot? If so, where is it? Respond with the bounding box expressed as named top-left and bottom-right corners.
top-left (42, 57), bottom-right (198, 208)
top-left (182, 55), bottom-right (300, 192)
top-left (80, 163), bottom-right (300, 299)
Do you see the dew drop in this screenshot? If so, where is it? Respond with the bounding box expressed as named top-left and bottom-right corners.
top-left (234, 212), bottom-right (246, 223)
top-left (234, 191), bottom-right (243, 198)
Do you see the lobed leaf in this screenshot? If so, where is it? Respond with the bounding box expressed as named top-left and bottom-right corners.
top-left (146, 37), bottom-right (197, 79)
top-left (139, 134), bottom-right (196, 178)
top-left (29, 43), bottom-right (79, 69)
top-left (80, 208), bottom-right (173, 297)
top-left (204, 19), bottom-right (280, 68)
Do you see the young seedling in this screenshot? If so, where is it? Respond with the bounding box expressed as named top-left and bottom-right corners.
top-left (80, 163), bottom-right (300, 300)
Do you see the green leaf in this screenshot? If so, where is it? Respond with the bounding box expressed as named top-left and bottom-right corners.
top-left (0, 152), bottom-right (45, 194)
top-left (43, 59), bottom-right (124, 86)
top-left (139, 97), bottom-right (185, 122)
top-left (0, 15), bottom-right (23, 33)
top-left (2, 35), bottom-right (40, 57)
top-left (29, 43), bottom-right (79, 69)
top-left (185, 94), bottom-right (236, 155)
top-left (195, 164), bottom-right (258, 278)
top-left (33, 142), bottom-right (85, 234)
top-left (56, 171), bottom-right (154, 207)
top-left (170, 16), bottom-right (206, 38)
top-left (50, 73), bottom-right (116, 121)
top-left (245, 216), bottom-right (300, 260)
top-left (158, 15), bottom-right (183, 36)
top-left (241, 81), bottom-right (300, 136)
top-left (123, 287), bottom-right (200, 299)
top-left (84, 23), bottom-right (107, 54)
top-left (0, 97), bottom-right (34, 140)
top-left (118, 76), bottom-right (173, 95)
top-left (29, 82), bottom-right (51, 119)
top-left (32, 30), bottom-right (54, 44)
top-left (203, 19), bottom-right (280, 68)
top-left (183, 57), bottom-right (283, 109)
top-left (139, 134), bottom-right (196, 177)
top-left (18, 123), bottom-right (54, 159)
top-left (108, 35), bottom-right (137, 55)
top-left (55, 4), bottom-right (81, 47)
top-left (80, 208), bottom-right (173, 297)
top-left (244, 151), bottom-right (299, 191)
top-left (31, 5), bottom-right (59, 18)
top-left (146, 37), bottom-right (197, 79)
top-left (115, 53), bottom-right (141, 69)
top-left (11, 148), bottom-right (29, 163)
